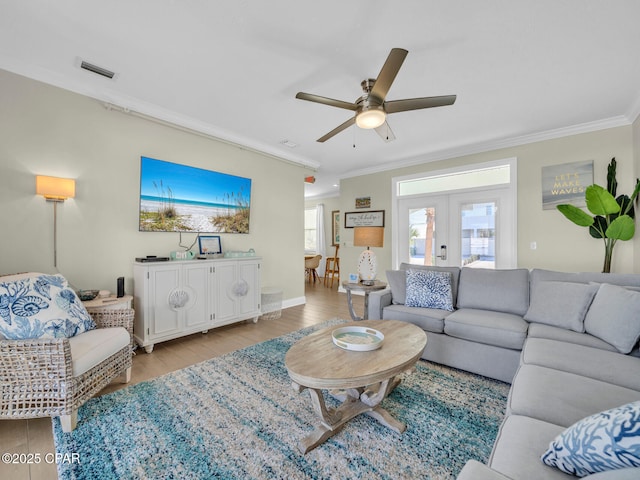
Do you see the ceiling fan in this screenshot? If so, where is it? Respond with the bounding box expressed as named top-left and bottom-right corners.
top-left (296, 48), bottom-right (456, 143)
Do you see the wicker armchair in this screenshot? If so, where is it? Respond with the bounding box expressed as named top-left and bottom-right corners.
top-left (0, 308), bottom-right (134, 432)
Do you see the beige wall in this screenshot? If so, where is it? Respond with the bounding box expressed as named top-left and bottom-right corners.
top-left (634, 115), bottom-right (640, 273)
top-left (0, 70), bottom-right (307, 305)
top-left (339, 125), bottom-right (637, 280)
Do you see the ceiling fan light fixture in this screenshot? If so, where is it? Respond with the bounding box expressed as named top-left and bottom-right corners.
top-left (355, 108), bottom-right (386, 129)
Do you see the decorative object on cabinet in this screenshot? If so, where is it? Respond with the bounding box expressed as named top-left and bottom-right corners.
top-left (198, 235), bottom-right (222, 255)
top-left (223, 249), bottom-right (256, 258)
top-left (354, 226), bottom-right (384, 285)
top-left (133, 257), bottom-right (261, 353)
top-left (139, 156), bottom-right (251, 233)
top-left (36, 175), bottom-right (76, 268)
top-left (344, 210), bottom-right (385, 228)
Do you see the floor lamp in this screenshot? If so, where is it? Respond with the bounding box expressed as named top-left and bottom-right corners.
top-left (36, 175), bottom-right (75, 268)
top-left (354, 226), bottom-right (384, 285)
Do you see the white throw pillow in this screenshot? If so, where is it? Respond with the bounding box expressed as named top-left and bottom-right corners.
top-left (0, 274), bottom-right (96, 340)
top-left (541, 401), bottom-right (640, 477)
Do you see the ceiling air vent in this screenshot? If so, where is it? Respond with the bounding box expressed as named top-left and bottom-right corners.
top-left (79, 60), bottom-right (116, 79)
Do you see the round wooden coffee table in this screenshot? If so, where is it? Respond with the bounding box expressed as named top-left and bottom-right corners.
top-left (285, 319), bottom-right (427, 453)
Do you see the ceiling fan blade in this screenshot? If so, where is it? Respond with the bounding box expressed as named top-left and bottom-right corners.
top-left (295, 92), bottom-right (358, 111)
top-left (317, 117), bottom-right (356, 142)
top-left (369, 48), bottom-right (408, 102)
top-left (385, 95), bottom-right (457, 114)
top-left (375, 121), bottom-right (396, 143)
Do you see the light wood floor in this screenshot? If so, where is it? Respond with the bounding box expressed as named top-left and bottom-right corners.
top-left (0, 281), bottom-right (360, 480)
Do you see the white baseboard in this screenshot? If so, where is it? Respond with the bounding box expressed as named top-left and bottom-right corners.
top-left (282, 296), bottom-right (306, 309)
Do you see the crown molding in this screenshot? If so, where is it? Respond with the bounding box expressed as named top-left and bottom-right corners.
top-left (341, 115), bottom-right (632, 180)
top-left (0, 56), bottom-right (320, 171)
top-left (626, 92), bottom-right (640, 124)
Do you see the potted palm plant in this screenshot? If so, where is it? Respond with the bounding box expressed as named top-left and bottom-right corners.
top-left (557, 158), bottom-right (640, 273)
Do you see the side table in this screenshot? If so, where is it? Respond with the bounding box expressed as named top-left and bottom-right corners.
top-left (342, 281), bottom-right (387, 321)
top-left (83, 294), bottom-right (133, 314)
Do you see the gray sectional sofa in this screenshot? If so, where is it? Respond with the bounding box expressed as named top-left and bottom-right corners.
top-left (367, 265), bottom-right (640, 479)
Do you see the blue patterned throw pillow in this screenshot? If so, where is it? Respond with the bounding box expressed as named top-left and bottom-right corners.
top-left (405, 269), bottom-right (454, 311)
top-left (0, 274), bottom-right (96, 340)
top-left (541, 401), bottom-right (640, 477)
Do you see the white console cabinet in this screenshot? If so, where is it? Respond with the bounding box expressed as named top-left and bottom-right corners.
top-left (133, 257), bottom-right (261, 353)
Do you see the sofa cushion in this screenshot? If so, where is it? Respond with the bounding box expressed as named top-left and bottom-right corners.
top-left (456, 268), bottom-right (530, 316)
top-left (524, 281), bottom-right (598, 333)
top-left (507, 365), bottom-right (640, 428)
top-left (400, 263), bottom-right (461, 305)
top-left (457, 460), bottom-right (513, 480)
top-left (405, 269), bottom-right (454, 311)
top-left (386, 269), bottom-right (408, 304)
top-left (541, 401), bottom-right (640, 477)
top-left (522, 338), bottom-right (640, 391)
top-left (444, 309), bottom-right (528, 350)
top-left (0, 273), bottom-right (96, 340)
top-left (584, 283), bottom-right (640, 354)
top-left (382, 304), bottom-right (449, 333)
top-left (530, 269), bottom-right (640, 290)
top-left (527, 323), bottom-right (618, 352)
top-left (585, 469), bottom-right (640, 479)
top-left (489, 415), bottom-right (568, 480)
top-left (68, 327), bottom-right (130, 376)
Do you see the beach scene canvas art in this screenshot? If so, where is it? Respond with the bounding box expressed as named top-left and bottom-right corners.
top-left (139, 157), bottom-right (251, 233)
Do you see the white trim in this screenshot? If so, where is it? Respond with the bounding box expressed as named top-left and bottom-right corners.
top-left (0, 54), bottom-right (320, 171)
top-left (343, 116), bottom-right (629, 181)
top-left (282, 296), bottom-right (306, 309)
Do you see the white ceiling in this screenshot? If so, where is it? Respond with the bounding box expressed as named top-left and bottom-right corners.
top-left (2, 1), bottom-right (640, 198)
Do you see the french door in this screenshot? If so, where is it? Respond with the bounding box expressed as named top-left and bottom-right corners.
top-left (397, 187), bottom-right (515, 268)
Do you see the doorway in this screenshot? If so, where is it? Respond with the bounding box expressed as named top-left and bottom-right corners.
top-left (393, 159), bottom-right (517, 269)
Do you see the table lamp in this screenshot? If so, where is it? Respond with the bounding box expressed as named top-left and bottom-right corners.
top-left (353, 226), bottom-right (384, 285)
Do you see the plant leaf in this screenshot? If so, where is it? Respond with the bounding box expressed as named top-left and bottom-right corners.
top-left (585, 184), bottom-right (620, 215)
top-left (557, 204), bottom-right (594, 227)
top-left (616, 194), bottom-right (634, 219)
top-left (605, 215), bottom-right (635, 241)
top-left (589, 215), bottom-right (607, 239)
top-left (606, 157), bottom-right (617, 197)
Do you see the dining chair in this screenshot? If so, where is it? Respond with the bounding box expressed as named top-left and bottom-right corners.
top-left (323, 245), bottom-right (340, 288)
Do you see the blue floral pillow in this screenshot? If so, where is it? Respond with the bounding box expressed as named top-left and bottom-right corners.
top-left (405, 269), bottom-right (454, 311)
top-left (541, 401), bottom-right (640, 477)
top-left (0, 274), bottom-right (96, 340)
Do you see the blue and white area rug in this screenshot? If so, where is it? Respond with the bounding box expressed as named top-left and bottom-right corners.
top-left (53, 319), bottom-right (510, 479)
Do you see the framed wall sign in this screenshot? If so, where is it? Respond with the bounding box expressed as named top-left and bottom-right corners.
top-left (344, 210), bottom-right (385, 228)
top-left (331, 210), bottom-right (340, 246)
top-left (541, 160), bottom-right (593, 210)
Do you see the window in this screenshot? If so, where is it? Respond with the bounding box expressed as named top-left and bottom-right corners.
top-left (304, 207), bottom-right (317, 253)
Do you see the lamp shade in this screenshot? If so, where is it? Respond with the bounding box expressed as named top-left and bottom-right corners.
top-left (353, 226), bottom-right (384, 248)
top-left (355, 108), bottom-right (386, 129)
top-left (36, 175), bottom-right (75, 200)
